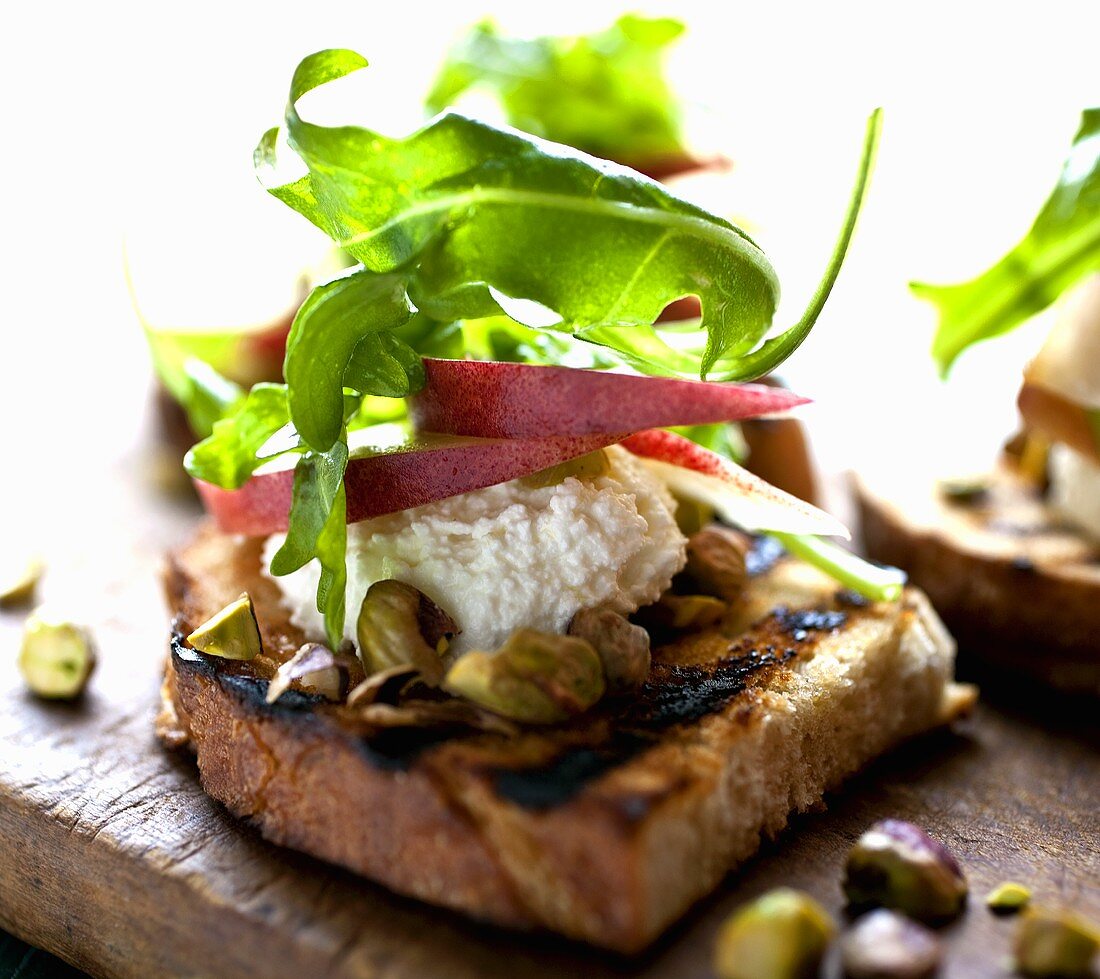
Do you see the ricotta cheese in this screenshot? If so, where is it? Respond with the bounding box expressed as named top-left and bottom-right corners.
top-left (1049, 442), bottom-right (1100, 543)
top-left (263, 445), bottom-right (687, 655)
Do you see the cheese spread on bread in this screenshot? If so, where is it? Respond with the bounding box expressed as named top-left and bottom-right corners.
top-left (263, 445), bottom-right (687, 655)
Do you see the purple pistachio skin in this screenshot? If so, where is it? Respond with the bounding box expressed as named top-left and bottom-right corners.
top-left (843, 820), bottom-right (968, 922)
top-left (841, 909), bottom-right (942, 979)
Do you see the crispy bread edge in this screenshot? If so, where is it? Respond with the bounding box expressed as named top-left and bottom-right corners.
top-left (855, 472), bottom-right (1100, 697)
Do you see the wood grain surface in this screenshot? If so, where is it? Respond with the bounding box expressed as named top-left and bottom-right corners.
top-left (0, 438), bottom-right (1097, 979)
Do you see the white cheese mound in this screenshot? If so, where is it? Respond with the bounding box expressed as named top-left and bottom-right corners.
top-left (263, 445), bottom-right (687, 656)
top-left (1049, 442), bottom-right (1100, 543)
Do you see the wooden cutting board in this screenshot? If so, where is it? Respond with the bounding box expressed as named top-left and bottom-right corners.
top-left (0, 442), bottom-right (1097, 979)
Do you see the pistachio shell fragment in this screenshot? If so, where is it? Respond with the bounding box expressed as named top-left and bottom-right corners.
top-left (521, 449), bottom-right (610, 489)
top-left (840, 909), bottom-right (941, 979)
top-left (266, 643), bottom-right (351, 704)
top-left (685, 525), bottom-right (749, 601)
top-left (937, 474), bottom-right (991, 505)
top-left (644, 593), bottom-right (727, 631)
top-left (19, 611), bottom-right (96, 700)
top-left (1014, 906), bottom-right (1100, 978)
top-left (843, 820), bottom-right (967, 922)
top-left (444, 628), bottom-right (605, 724)
top-left (714, 888), bottom-right (835, 979)
top-left (186, 593), bottom-right (262, 660)
top-left (568, 607), bottom-right (650, 692)
top-left (986, 881), bottom-right (1032, 915)
top-left (356, 580), bottom-right (458, 684)
top-left (346, 665), bottom-right (419, 708)
top-left (0, 557), bottom-right (44, 608)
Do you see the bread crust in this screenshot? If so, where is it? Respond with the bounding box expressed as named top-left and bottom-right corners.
top-left (855, 469), bottom-right (1100, 697)
top-left (161, 522), bottom-right (972, 953)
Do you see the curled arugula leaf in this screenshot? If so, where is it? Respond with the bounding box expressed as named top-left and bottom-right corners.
top-left (283, 269), bottom-right (418, 451)
top-left (257, 47), bottom-right (780, 399)
top-left (913, 108), bottom-right (1100, 375)
top-left (426, 15), bottom-right (687, 168)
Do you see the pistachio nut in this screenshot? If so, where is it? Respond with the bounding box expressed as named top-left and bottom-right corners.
top-left (674, 496), bottom-right (716, 536)
top-left (346, 665), bottom-right (419, 708)
top-left (356, 580), bottom-right (458, 685)
top-left (843, 820), bottom-right (967, 922)
top-left (186, 593), bottom-right (262, 660)
top-left (443, 628), bottom-right (605, 724)
top-left (986, 881), bottom-right (1032, 915)
top-left (266, 643), bottom-right (352, 704)
top-left (685, 525), bottom-right (749, 602)
top-left (19, 611), bottom-right (96, 700)
top-left (937, 474), bottom-right (990, 505)
top-left (521, 450), bottom-right (610, 489)
top-left (840, 909), bottom-right (941, 979)
top-left (0, 556), bottom-right (44, 608)
top-left (1014, 906), bottom-right (1100, 978)
top-left (568, 607), bottom-right (650, 692)
top-left (643, 593), bottom-right (727, 632)
top-left (714, 888), bottom-right (834, 979)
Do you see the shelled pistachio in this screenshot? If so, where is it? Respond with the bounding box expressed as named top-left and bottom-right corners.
top-left (19, 611), bottom-right (96, 699)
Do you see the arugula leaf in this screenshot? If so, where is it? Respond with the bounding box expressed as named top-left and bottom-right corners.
top-left (710, 107), bottom-right (883, 381)
top-left (913, 108), bottom-right (1100, 375)
top-left (177, 359), bottom-right (244, 438)
top-left (184, 382), bottom-right (290, 489)
top-left (143, 327), bottom-right (247, 437)
top-left (283, 268), bottom-right (417, 450)
top-left (257, 48), bottom-right (780, 391)
top-left (269, 441), bottom-right (349, 649)
top-left (425, 15), bottom-right (687, 167)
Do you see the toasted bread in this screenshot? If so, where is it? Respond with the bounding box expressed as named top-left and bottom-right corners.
top-left (855, 468), bottom-right (1100, 697)
top-left (159, 522), bottom-right (974, 953)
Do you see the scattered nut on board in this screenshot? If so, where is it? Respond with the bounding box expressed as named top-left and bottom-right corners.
top-left (713, 888), bottom-right (834, 979)
top-left (843, 819), bottom-right (967, 922)
top-left (19, 610), bottom-right (96, 699)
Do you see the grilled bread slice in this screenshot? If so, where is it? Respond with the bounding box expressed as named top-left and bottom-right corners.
top-left (856, 468), bottom-right (1100, 698)
top-left (160, 522), bottom-right (974, 954)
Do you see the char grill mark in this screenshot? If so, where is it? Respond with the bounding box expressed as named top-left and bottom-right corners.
top-left (489, 605), bottom-right (863, 811)
top-left (174, 596), bottom-right (860, 811)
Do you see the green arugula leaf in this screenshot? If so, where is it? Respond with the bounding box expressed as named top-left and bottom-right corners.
top-left (711, 107), bottom-right (883, 381)
top-left (284, 269), bottom-right (417, 451)
top-left (184, 383), bottom-right (291, 489)
top-left (257, 48), bottom-right (780, 387)
top-left (270, 440), bottom-right (349, 647)
top-left (144, 327), bottom-right (247, 438)
top-left (313, 481), bottom-right (348, 650)
top-left (913, 108), bottom-right (1100, 375)
top-left (425, 15), bottom-right (687, 167)
top-left (177, 359), bottom-right (245, 438)
top-left (270, 441), bottom-right (348, 575)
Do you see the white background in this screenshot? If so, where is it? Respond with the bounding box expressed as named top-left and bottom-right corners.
top-left (2, 0), bottom-right (1098, 544)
